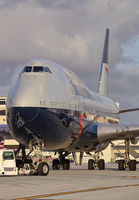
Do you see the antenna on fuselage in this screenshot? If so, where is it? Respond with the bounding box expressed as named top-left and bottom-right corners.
top-left (97, 28), bottom-right (109, 97)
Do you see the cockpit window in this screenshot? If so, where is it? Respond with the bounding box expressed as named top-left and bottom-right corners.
top-left (21, 66), bottom-right (52, 74)
top-left (45, 67), bottom-right (52, 73)
top-left (33, 66), bottom-right (44, 72)
top-left (22, 66), bottom-right (32, 72)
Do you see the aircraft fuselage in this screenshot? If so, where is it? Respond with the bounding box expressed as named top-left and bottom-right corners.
top-left (6, 59), bottom-right (120, 152)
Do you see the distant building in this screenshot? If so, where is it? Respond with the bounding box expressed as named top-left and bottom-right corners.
top-left (0, 97), bottom-right (7, 124)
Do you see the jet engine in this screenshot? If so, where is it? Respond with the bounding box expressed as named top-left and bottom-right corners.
top-left (130, 137), bottom-right (138, 145)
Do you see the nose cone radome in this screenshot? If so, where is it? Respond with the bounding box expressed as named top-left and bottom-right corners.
top-left (7, 73), bottom-right (46, 108)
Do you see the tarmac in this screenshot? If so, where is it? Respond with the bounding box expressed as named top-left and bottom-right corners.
top-left (0, 163), bottom-right (139, 200)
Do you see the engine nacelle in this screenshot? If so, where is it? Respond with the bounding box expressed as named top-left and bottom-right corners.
top-left (130, 137), bottom-right (138, 144)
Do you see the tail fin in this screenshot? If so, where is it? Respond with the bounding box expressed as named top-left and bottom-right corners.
top-left (97, 28), bottom-right (110, 96)
top-left (0, 138), bottom-right (5, 149)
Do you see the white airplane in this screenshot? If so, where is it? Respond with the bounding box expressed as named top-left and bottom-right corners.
top-left (1, 28), bottom-right (139, 176)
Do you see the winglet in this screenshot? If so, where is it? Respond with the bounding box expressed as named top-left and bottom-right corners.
top-left (97, 28), bottom-right (110, 96)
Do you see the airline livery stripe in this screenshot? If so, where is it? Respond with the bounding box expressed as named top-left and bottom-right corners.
top-left (78, 115), bottom-right (87, 138)
top-left (13, 184), bottom-right (139, 200)
top-left (78, 115), bottom-right (83, 138)
top-left (77, 115), bottom-right (119, 138)
top-left (105, 67), bottom-right (109, 76)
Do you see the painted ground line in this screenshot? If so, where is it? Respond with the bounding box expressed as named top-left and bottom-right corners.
top-left (13, 184), bottom-right (139, 200)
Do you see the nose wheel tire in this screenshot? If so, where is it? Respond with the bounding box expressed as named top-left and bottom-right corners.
top-left (38, 162), bottom-right (49, 176)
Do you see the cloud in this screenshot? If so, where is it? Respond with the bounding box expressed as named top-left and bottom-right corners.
top-left (0, 0), bottom-right (139, 123)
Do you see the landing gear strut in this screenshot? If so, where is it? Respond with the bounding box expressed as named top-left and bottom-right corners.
top-left (118, 139), bottom-right (136, 171)
top-left (52, 151), bottom-right (70, 170)
top-left (87, 152), bottom-right (105, 170)
top-left (29, 135), bottom-right (49, 176)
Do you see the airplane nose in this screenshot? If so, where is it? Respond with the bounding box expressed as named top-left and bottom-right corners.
top-left (7, 73), bottom-right (46, 108)
top-left (14, 107), bottom-right (39, 126)
top-left (7, 106), bottom-right (40, 146)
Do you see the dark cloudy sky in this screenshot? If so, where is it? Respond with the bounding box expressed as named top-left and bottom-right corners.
top-left (0, 0), bottom-right (139, 124)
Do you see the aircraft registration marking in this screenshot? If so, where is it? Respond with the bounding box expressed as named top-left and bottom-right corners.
top-left (13, 184), bottom-right (139, 200)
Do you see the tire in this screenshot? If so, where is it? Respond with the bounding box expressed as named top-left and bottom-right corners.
top-left (62, 159), bottom-right (70, 170)
top-left (52, 159), bottom-right (60, 170)
top-left (118, 160), bottom-right (125, 170)
top-left (38, 162), bottom-right (49, 176)
top-left (98, 159), bottom-right (105, 170)
top-left (30, 170), bottom-right (35, 175)
top-left (88, 159), bottom-right (95, 170)
top-left (129, 160), bottom-right (136, 171)
top-left (16, 159), bottom-right (23, 169)
top-left (29, 164), bottom-right (38, 175)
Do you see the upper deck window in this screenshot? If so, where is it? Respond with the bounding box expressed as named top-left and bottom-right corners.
top-left (67, 72), bottom-right (92, 99)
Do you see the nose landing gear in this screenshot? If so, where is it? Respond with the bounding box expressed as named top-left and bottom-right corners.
top-left (16, 136), bottom-right (49, 176)
top-left (29, 135), bottom-right (49, 176)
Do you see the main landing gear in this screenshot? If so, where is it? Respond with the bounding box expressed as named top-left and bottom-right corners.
top-left (16, 136), bottom-right (49, 176)
top-left (118, 139), bottom-right (136, 171)
top-left (52, 151), bottom-right (105, 171)
top-left (52, 152), bottom-right (70, 170)
top-left (87, 152), bottom-right (105, 170)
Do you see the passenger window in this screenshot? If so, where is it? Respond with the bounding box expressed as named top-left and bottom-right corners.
top-left (33, 66), bottom-right (44, 72)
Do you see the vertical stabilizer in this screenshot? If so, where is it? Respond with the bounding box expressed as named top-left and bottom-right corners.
top-left (97, 28), bottom-right (109, 96)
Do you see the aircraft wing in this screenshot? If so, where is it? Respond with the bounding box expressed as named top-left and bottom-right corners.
top-left (87, 123), bottom-right (139, 143)
top-left (119, 107), bottom-right (139, 113)
top-left (0, 124), bottom-right (12, 138)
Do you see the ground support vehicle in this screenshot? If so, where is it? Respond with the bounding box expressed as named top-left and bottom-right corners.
top-left (0, 149), bottom-right (18, 175)
top-left (0, 149), bottom-right (49, 176)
